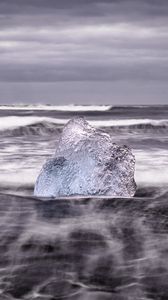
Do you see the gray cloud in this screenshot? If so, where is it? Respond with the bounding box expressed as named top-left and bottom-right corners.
top-left (0, 0), bottom-right (168, 12)
top-left (1, 81), bottom-right (168, 105)
top-left (0, 0), bottom-right (167, 103)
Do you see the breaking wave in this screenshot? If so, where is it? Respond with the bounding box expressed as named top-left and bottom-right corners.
top-left (0, 104), bottom-right (111, 112)
top-left (3, 121), bottom-right (62, 137)
top-left (0, 116), bottom-right (168, 136)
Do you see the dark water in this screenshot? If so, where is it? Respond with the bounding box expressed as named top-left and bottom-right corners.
top-left (0, 105), bottom-right (168, 299)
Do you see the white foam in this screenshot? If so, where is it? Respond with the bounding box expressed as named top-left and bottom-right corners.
top-left (134, 149), bottom-right (168, 185)
top-left (0, 104), bottom-right (111, 112)
top-left (0, 116), bottom-right (167, 131)
top-left (0, 116), bottom-right (67, 131)
top-left (91, 119), bottom-right (168, 127)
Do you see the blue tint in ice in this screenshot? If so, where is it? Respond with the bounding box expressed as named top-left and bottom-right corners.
top-left (34, 118), bottom-right (136, 197)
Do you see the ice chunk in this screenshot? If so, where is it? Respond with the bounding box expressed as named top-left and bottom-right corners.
top-left (34, 118), bottom-right (136, 197)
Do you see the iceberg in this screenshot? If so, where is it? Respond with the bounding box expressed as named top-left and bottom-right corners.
top-left (34, 118), bottom-right (136, 197)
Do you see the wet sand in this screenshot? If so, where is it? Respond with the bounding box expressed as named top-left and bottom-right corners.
top-left (0, 192), bottom-right (168, 299)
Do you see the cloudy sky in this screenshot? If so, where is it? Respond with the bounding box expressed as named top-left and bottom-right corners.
top-left (0, 0), bottom-right (168, 104)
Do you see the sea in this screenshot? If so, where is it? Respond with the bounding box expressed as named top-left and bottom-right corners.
top-left (0, 104), bottom-right (168, 300)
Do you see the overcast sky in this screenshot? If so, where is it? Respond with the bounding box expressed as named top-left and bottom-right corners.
top-left (0, 0), bottom-right (168, 104)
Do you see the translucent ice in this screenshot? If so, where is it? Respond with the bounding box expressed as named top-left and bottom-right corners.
top-left (34, 118), bottom-right (136, 197)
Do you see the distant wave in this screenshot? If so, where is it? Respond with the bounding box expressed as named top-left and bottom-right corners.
top-left (0, 104), bottom-right (111, 112)
top-left (1, 105), bottom-right (168, 112)
top-left (0, 116), bottom-right (168, 136)
top-left (107, 105), bottom-right (168, 112)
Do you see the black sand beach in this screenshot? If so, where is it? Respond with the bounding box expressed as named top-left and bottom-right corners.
top-left (0, 191), bottom-right (168, 300)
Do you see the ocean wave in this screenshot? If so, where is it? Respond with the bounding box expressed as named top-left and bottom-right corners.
top-left (0, 116), bottom-right (67, 133)
top-left (0, 104), bottom-right (111, 112)
top-left (0, 116), bottom-right (168, 136)
top-left (102, 121), bottom-right (168, 133)
top-left (2, 121), bottom-right (62, 137)
top-left (91, 118), bottom-right (168, 128)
